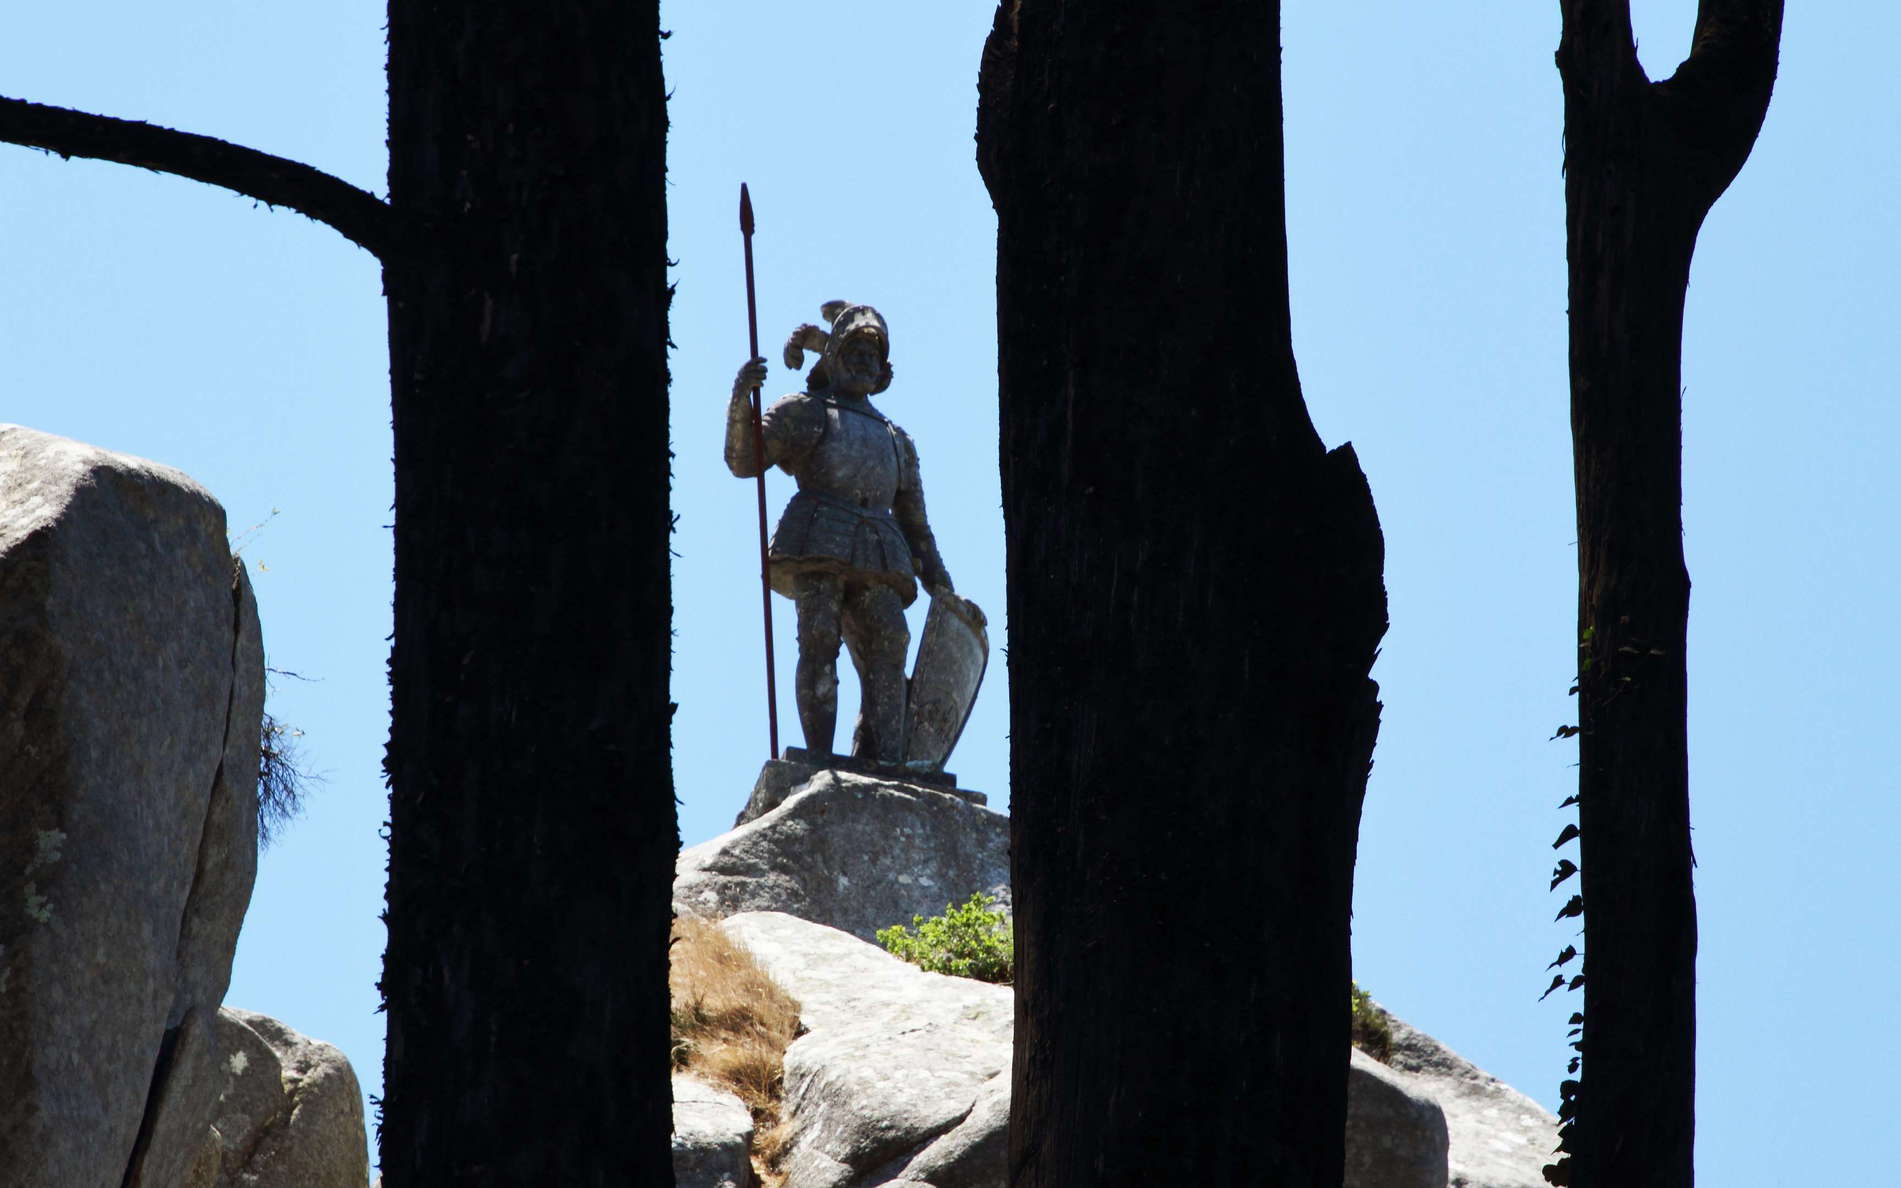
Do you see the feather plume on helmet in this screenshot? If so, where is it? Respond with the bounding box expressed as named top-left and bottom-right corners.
top-left (783, 301), bottom-right (892, 395)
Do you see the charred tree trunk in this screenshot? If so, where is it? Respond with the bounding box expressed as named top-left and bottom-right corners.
top-left (1554, 3), bottom-right (1780, 1185)
top-left (0, 6), bottom-right (676, 1185)
top-left (978, 4), bottom-right (1386, 1184)
top-left (377, 4), bottom-right (676, 1185)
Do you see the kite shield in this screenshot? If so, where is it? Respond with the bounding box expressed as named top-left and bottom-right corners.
top-left (902, 593), bottom-right (989, 774)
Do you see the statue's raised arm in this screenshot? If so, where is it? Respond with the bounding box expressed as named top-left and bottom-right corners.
top-left (724, 357), bottom-right (824, 479)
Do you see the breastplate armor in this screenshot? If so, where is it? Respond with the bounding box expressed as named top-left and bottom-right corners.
top-left (804, 399), bottom-right (899, 508)
top-left (765, 398), bottom-right (919, 605)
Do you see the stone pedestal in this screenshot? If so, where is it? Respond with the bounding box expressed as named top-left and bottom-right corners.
top-left (680, 770), bottom-right (1009, 943)
top-left (734, 748), bottom-right (984, 829)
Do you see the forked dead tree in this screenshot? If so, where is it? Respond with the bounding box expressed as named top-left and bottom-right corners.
top-left (1552, 1), bottom-right (1782, 1184)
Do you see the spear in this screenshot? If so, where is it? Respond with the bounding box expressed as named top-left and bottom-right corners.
top-left (739, 183), bottom-right (780, 759)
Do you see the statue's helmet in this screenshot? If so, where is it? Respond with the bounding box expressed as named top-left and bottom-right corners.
top-left (821, 302), bottom-right (889, 362)
top-left (783, 301), bottom-right (892, 394)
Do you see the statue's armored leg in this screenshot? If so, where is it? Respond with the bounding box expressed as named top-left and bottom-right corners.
top-left (793, 573), bottom-right (844, 757)
top-left (842, 582), bottom-right (911, 764)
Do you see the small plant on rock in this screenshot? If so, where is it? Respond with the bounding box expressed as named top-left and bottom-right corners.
top-left (257, 712), bottom-right (311, 849)
top-left (876, 892), bottom-right (1014, 984)
top-left (1351, 981), bottom-right (1394, 1064)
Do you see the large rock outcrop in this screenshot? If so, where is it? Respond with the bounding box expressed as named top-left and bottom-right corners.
top-left (0, 425), bottom-right (265, 1188)
top-left (188, 1008), bottom-right (372, 1188)
top-left (722, 911), bottom-right (1010, 1188)
top-left (718, 912), bottom-right (1450, 1188)
top-left (1347, 1047), bottom-right (1451, 1188)
top-left (676, 771), bottom-right (1009, 943)
top-left (673, 768), bottom-right (1565, 1188)
top-left (1378, 1004), bottom-right (1561, 1188)
top-left (672, 1075), bottom-right (755, 1188)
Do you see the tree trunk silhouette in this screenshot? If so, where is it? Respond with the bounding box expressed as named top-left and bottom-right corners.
top-left (378, 3), bottom-right (675, 1183)
top-left (978, 3), bottom-right (1387, 1184)
top-left (1553, 3), bottom-right (1781, 1185)
top-left (1, 5), bottom-right (677, 1185)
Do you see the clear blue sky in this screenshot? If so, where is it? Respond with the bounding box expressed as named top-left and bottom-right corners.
top-left (5, 3), bottom-right (1895, 1182)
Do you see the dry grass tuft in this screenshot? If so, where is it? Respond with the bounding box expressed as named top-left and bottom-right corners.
top-left (751, 1116), bottom-right (796, 1175)
top-left (671, 916), bottom-right (803, 1186)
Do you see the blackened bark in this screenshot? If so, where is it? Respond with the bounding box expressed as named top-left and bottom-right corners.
top-left (1555, 3), bottom-right (1781, 1185)
top-left (978, 3), bottom-right (1387, 1184)
top-left (379, 3), bottom-right (675, 1185)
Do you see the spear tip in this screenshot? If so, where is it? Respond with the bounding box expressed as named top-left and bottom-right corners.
top-left (739, 183), bottom-right (754, 235)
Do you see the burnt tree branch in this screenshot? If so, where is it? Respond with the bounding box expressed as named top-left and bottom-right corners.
top-left (1687, 0), bottom-right (1786, 73)
top-left (1660, 0), bottom-right (1785, 199)
top-left (0, 96), bottom-right (393, 257)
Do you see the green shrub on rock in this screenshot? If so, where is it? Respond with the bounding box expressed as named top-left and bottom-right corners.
top-left (877, 892), bottom-right (1014, 984)
top-left (1351, 981), bottom-right (1394, 1063)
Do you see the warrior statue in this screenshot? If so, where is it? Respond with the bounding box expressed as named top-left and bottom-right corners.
top-left (726, 301), bottom-right (980, 768)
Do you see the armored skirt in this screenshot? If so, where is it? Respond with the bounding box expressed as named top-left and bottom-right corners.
top-left (767, 490), bottom-right (919, 607)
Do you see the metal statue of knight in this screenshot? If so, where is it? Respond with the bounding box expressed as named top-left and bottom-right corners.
top-left (725, 301), bottom-right (985, 772)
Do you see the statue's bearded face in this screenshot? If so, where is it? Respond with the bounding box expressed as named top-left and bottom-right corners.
top-left (831, 333), bottom-right (887, 395)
